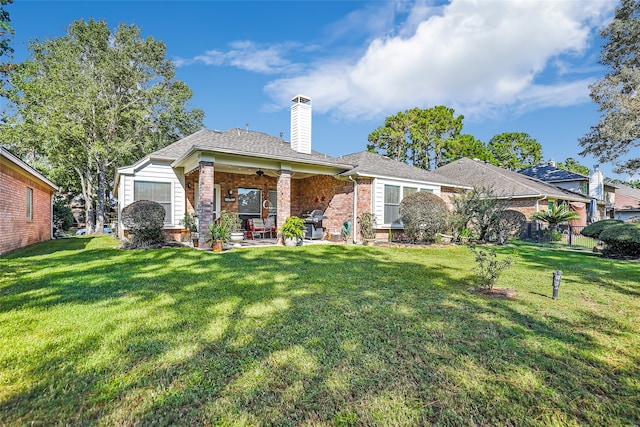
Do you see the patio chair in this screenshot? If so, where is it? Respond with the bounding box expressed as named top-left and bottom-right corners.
top-left (247, 218), bottom-right (269, 239)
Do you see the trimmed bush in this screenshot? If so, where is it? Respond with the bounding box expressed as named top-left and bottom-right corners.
top-left (121, 200), bottom-right (166, 249)
top-left (581, 219), bottom-right (623, 238)
top-left (599, 223), bottom-right (640, 258)
top-left (399, 192), bottom-right (449, 243)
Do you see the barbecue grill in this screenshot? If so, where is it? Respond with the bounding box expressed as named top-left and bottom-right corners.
top-left (301, 209), bottom-right (327, 240)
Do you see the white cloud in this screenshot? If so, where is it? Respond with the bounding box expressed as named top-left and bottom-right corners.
top-left (264, 0), bottom-right (615, 121)
top-left (176, 41), bottom-right (302, 74)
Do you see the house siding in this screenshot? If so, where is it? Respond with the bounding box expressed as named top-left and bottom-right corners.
top-left (372, 177), bottom-right (441, 228)
top-left (117, 160), bottom-right (184, 236)
top-left (1, 158), bottom-right (55, 255)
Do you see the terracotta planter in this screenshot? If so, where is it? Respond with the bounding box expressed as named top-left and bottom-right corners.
top-left (212, 240), bottom-right (224, 252)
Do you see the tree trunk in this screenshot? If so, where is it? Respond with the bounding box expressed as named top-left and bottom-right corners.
top-left (76, 166), bottom-right (95, 234)
top-left (95, 164), bottom-right (106, 234)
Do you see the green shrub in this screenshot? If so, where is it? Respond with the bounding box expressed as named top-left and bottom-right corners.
top-left (281, 216), bottom-right (305, 240)
top-left (599, 223), bottom-right (640, 257)
top-left (469, 245), bottom-right (513, 290)
top-left (121, 200), bottom-right (166, 249)
top-left (53, 199), bottom-right (74, 233)
top-left (581, 219), bottom-right (623, 238)
top-left (357, 211), bottom-right (377, 240)
top-left (399, 192), bottom-right (449, 243)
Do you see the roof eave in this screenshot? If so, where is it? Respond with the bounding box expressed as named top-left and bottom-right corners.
top-left (172, 145), bottom-right (353, 170)
top-left (1, 147), bottom-right (59, 191)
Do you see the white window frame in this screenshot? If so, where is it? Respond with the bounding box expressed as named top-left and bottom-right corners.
top-left (134, 180), bottom-right (173, 225)
top-left (380, 182), bottom-right (437, 228)
top-left (26, 187), bottom-right (33, 221)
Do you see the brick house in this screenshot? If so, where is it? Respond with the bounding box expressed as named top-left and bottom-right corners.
top-left (1, 147), bottom-right (59, 255)
top-left (614, 184), bottom-right (640, 221)
top-left (434, 157), bottom-right (592, 225)
top-left (115, 96), bottom-right (469, 245)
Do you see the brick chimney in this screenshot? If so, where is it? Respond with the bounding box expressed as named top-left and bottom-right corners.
top-left (290, 95), bottom-right (311, 154)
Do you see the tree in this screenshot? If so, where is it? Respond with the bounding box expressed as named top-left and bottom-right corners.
top-left (488, 132), bottom-right (542, 170)
top-left (530, 204), bottom-right (580, 233)
top-left (2, 19), bottom-right (204, 233)
top-left (0, 0), bottom-right (14, 93)
top-left (557, 157), bottom-right (591, 176)
top-left (409, 106), bottom-right (464, 170)
top-left (579, 0), bottom-right (640, 175)
top-left (442, 133), bottom-right (494, 166)
top-left (451, 187), bottom-right (508, 243)
top-left (368, 106), bottom-right (467, 170)
top-left (367, 110), bottom-right (413, 163)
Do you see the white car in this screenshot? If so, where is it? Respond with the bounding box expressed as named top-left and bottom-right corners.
top-left (76, 226), bottom-right (112, 235)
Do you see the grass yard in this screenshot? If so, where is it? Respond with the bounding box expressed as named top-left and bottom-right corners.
top-left (0, 236), bottom-right (638, 426)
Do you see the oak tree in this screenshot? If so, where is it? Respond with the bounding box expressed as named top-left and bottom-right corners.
top-left (2, 19), bottom-right (204, 233)
top-left (580, 0), bottom-right (640, 175)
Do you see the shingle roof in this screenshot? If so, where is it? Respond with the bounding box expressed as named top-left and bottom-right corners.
top-left (152, 128), bottom-right (347, 168)
top-left (518, 163), bottom-right (588, 182)
top-left (336, 151), bottom-right (468, 188)
top-left (433, 158), bottom-right (591, 202)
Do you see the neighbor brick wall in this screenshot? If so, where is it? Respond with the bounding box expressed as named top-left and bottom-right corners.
top-left (504, 198), bottom-right (539, 219)
top-left (0, 161), bottom-right (54, 255)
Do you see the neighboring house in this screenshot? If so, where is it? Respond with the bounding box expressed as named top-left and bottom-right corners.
top-left (1, 147), bottom-right (59, 255)
top-left (518, 162), bottom-right (616, 219)
top-left (433, 157), bottom-right (592, 225)
top-left (614, 184), bottom-right (640, 221)
top-left (115, 95), bottom-right (469, 244)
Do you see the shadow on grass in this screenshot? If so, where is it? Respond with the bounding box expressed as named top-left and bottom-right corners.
top-left (0, 237), bottom-right (638, 425)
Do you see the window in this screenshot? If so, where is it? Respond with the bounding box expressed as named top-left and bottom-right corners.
top-left (134, 181), bottom-right (172, 224)
top-left (403, 187), bottom-right (417, 198)
top-left (384, 185), bottom-right (401, 225)
top-left (238, 188), bottom-right (262, 217)
top-left (268, 190), bottom-right (277, 216)
top-left (26, 188), bottom-right (33, 221)
top-left (383, 185), bottom-right (436, 225)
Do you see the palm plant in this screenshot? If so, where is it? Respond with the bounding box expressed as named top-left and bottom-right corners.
top-left (531, 204), bottom-right (580, 233)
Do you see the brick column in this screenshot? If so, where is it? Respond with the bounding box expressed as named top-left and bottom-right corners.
top-left (198, 161), bottom-right (214, 247)
top-left (276, 170), bottom-right (291, 232)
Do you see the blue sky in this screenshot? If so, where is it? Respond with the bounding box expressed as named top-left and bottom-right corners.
top-left (10, 0), bottom-right (633, 179)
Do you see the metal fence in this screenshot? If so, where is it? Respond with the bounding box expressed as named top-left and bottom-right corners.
top-left (524, 223), bottom-right (598, 250)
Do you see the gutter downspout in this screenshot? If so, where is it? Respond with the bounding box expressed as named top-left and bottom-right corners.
top-left (348, 176), bottom-right (358, 244)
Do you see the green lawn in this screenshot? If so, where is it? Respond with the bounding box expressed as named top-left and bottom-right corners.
top-left (0, 236), bottom-right (638, 426)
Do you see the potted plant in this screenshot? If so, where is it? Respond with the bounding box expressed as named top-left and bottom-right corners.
top-left (280, 215), bottom-right (305, 246)
top-left (357, 211), bottom-right (377, 245)
top-left (181, 211), bottom-right (199, 247)
top-left (220, 211), bottom-right (244, 247)
top-left (205, 220), bottom-right (230, 252)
